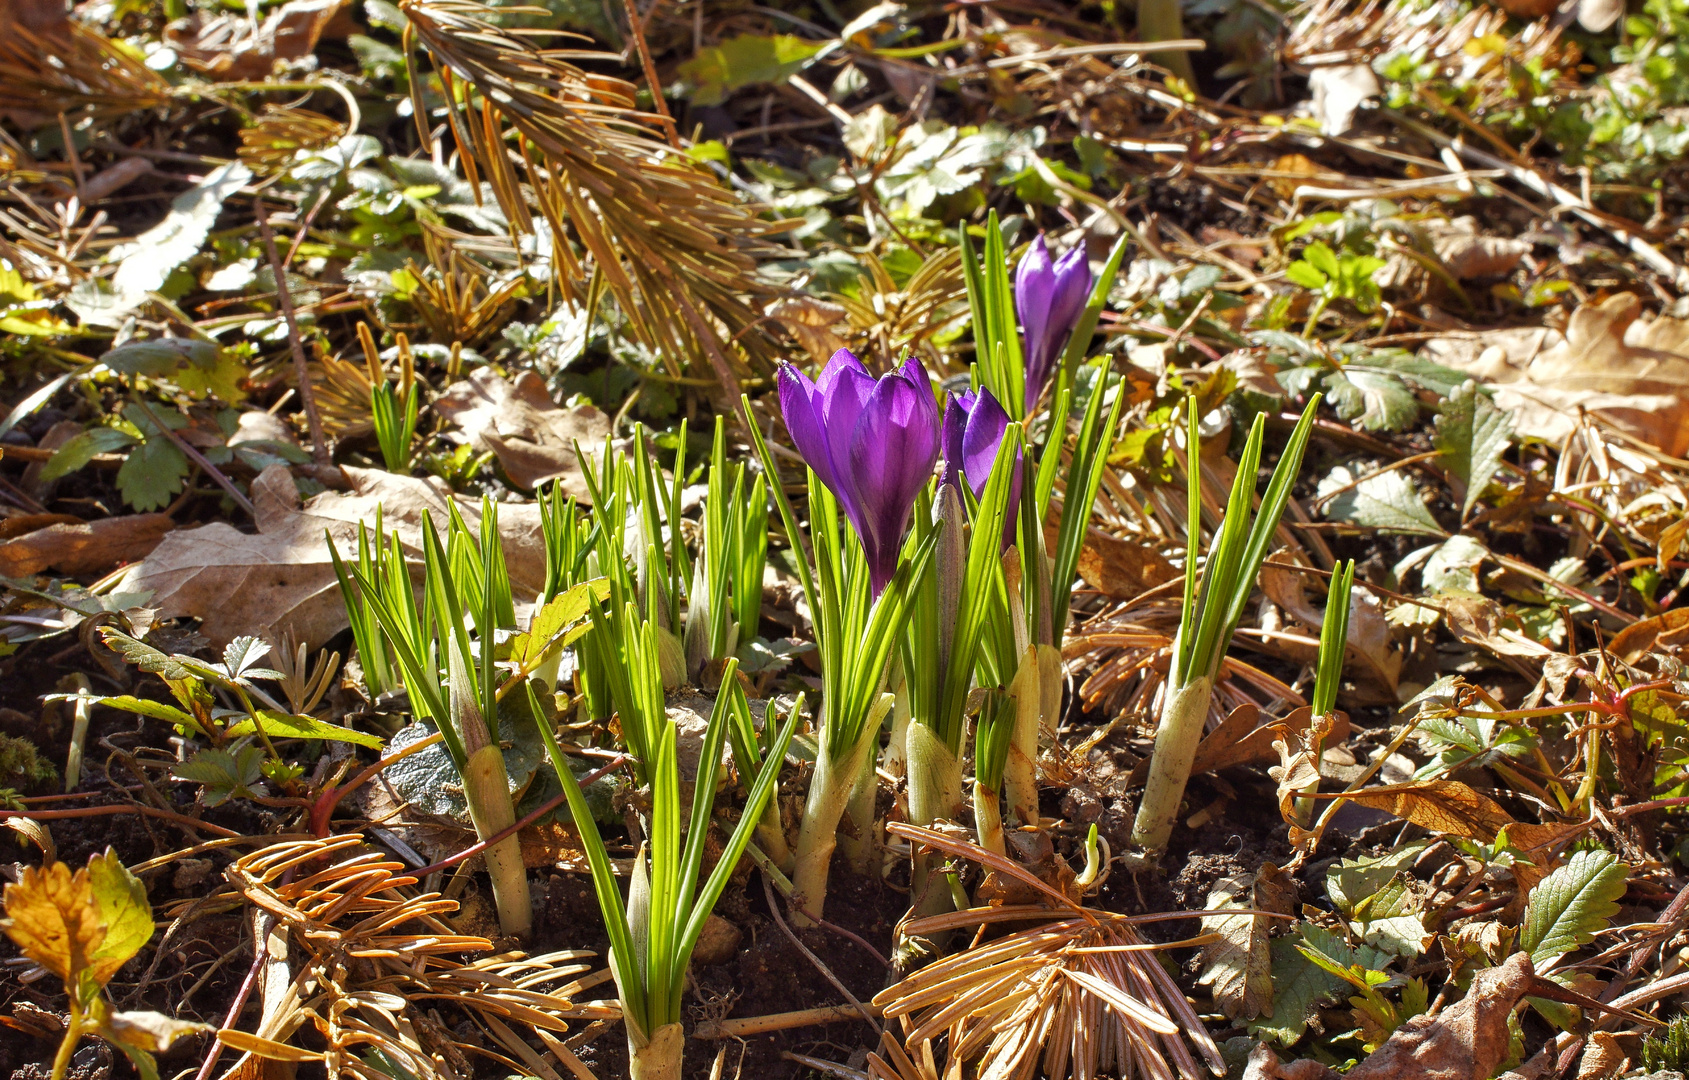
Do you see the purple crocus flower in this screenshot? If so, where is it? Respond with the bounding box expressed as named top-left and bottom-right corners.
top-left (779, 348), bottom-right (941, 596)
top-left (1015, 235), bottom-right (1093, 413)
top-left (942, 385), bottom-right (1022, 551)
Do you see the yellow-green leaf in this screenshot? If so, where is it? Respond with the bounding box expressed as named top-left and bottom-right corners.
top-left (226, 710), bottom-right (382, 749)
top-left (510, 579), bottom-right (609, 672)
top-left (85, 850), bottom-right (155, 991)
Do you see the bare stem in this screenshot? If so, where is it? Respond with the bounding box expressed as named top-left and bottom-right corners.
top-left (254, 198), bottom-right (330, 466)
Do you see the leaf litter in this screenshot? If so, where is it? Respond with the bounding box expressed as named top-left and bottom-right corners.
top-left (3, 0), bottom-right (1689, 1077)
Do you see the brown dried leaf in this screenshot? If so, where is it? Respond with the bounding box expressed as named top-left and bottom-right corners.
top-left (1188, 704), bottom-right (1351, 777)
top-left (1443, 595), bottom-right (1555, 659)
top-left (433, 368), bottom-right (609, 494)
top-left (1608, 607), bottom-right (1689, 663)
top-left (767, 296), bottom-right (849, 366)
top-left (1429, 218), bottom-right (1530, 280)
top-left (1575, 1032), bottom-right (1627, 1080)
top-left (1073, 530), bottom-right (1180, 601)
top-left (1339, 780), bottom-right (1517, 843)
top-left (0, 514), bottom-right (173, 578)
top-left (1423, 294), bottom-right (1689, 455)
top-left (117, 464), bottom-right (546, 648)
top-left (1199, 863), bottom-right (1296, 1020)
top-left (1268, 710), bottom-right (1337, 828)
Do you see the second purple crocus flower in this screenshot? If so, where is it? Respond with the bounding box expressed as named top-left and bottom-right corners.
top-left (1015, 235), bottom-right (1093, 414)
top-left (779, 349), bottom-right (941, 596)
top-left (942, 385), bottom-right (1022, 551)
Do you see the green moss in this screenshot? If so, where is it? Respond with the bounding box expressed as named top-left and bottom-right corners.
top-left (1642, 1015), bottom-right (1689, 1072)
top-left (0, 734), bottom-right (57, 793)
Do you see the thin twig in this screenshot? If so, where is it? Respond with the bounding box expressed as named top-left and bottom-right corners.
top-left (620, 0), bottom-right (680, 149)
top-left (191, 910), bottom-right (273, 1080)
top-left (132, 397), bottom-right (257, 518)
top-left (761, 872), bottom-right (881, 1033)
top-left (254, 198), bottom-right (330, 465)
top-left (4, 803), bottom-right (240, 838)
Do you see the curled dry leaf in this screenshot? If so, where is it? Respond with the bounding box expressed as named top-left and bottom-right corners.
top-left (767, 295), bottom-right (850, 366)
top-left (1199, 862), bottom-right (1297, 1020)
top-left (433, 368), bottom-right (610, 495)
top-left (117, 464), bottom-right (546, 648)
top-left (1074, 529), bottom-right (1180, 601)
top-left (1607, 607), bottom-right (1689, 663)
top-left (1132, 703), bottom-right (1351, 785)
top-left (1423, 294), bottom-right (1689, 454)
top-left (1442, 595), bottom-right (1555, 659)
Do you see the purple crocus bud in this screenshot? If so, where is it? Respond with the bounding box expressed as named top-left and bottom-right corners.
top-left (1015, 235), bottom-right (1093, 413)
top-left (941, 385), bottom-right (1022, 551)
top-left (779, 349), bottom-right (941, 596)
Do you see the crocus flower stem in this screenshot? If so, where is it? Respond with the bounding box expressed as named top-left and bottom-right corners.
top-left (748, 369), bottom-right (941, 926)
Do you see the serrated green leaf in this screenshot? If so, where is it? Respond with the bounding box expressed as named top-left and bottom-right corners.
top-left (1327, 842), bottom-right (1427, 915)
top-left (1521, 848), bottom-right (1628, 968)
top-left (1434, 380), bottom-right (1513, 522)
top-left (1320, 466), bottom-right (1444, 536)
top-left (1350, 874), bottom-right (1430, 958)
top-left (40, 427), bottom-right (138, 481)
top-left (1324, 368), bottom-right (1419, 432)
top-left (223, 637), bottom-right (271, 680)
top-left (1285, 261), bottom-right (1328, 289)
top-left (1421, 535), bottom-right (1487, 593)
top-left (99, 630), bottom-right (198, 682)
top-left (116, 437), bottom-right (190, 512)
top-left (1247, 924), bottom-right (1353, 1046)
top-left (510, 579), bottom-right (608, 672)
top-left (1304, 241), bottom-right (1340, 278)
top-left (99, 339), bottom-right (220, 379)
top-left (172, 745), bottom-right (265, 808)
top-left (226, 711), bottom-right (382, 749)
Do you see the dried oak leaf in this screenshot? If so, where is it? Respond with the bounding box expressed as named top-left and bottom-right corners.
top-left (1422, 294), bottom-right (1689, 455)
top-left (433, 368), bottom-right (610, 494)
top-left (116, 464), bottom-right (546, 649)
top-left (1339, 779), bottom-right (1517, 843)
top-left (1246, 952), bottom-right (1533, 1080)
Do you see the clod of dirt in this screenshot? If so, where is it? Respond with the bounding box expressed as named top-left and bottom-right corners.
top-left (1245, 952), bottom-right (1533, 1080)
top-left (691, 914), bottom-right (742, 967)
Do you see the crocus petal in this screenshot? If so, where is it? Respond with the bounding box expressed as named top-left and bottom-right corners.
top-left (778, 363), bottom-right (835, 490)
top-left (941, 392), bottom-right (970, 495)
top-left (1016, 235), bottom-right (1094, 412)
top-left (959, 386), bottom-right (1010, 498)
top-left (847, 363), bottom-right (940, 595)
